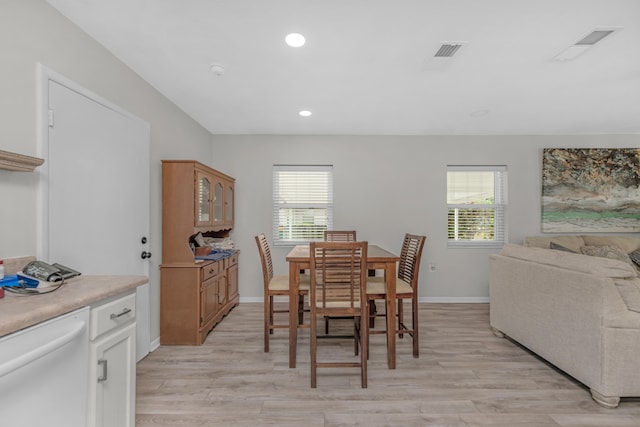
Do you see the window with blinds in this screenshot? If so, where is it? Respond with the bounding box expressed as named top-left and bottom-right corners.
top-left (447, 165), bottom-right (507, 248)
top-left (273, 165), bottom-right (334, 246)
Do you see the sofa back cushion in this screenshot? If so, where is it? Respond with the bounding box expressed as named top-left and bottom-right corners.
top-left (581, 236), bottom-right (640, 253)
top-left (523, 236), bottom-right (585, 253)
top-left (524, 235), bottom-right (640, 254)
top-left (500, 243), bottom-right (638, 279)
top-left (580, 244), bottom-right (635, 266)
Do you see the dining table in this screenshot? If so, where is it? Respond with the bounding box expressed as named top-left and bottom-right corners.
top-left (286, 244), bottom-right (401, 369)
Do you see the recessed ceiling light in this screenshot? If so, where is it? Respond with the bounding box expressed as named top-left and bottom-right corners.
top-left (299, 110), bottom-right (312, 117)
top-left (285, 33), bottom-right (306, 47)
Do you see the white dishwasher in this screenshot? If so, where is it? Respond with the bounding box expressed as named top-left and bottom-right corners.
top-left (0, 306), bottom-right (90, 427)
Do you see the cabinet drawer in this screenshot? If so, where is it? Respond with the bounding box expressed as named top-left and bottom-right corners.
top-left (225, 253), bottom-right (238, 268)
top-left (202, 262), bottom-right (221, 281)
top-left (90, 293), bottom-right (136, 340)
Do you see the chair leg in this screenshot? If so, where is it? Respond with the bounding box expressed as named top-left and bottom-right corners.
top-left (398, 298), bottom-right (404, 338)
top-left (298, 295), bottom-right (305, 324)
top-left (264, 295), bottom-right (271, 352)
top-left (412, 297), bottom-right (419, 358)
top-left (365, 308), bottom-right (370, 358)
top-left (354, 317), bottom-right (360, 356)
top-left (269, 296), bottom-right (274, 334)
top-left (368, 301), bottom-right (377, 329)
top-left (360, 312), bottom-right (368, 388)
top-left (310, 309), bottom-right (317, 388)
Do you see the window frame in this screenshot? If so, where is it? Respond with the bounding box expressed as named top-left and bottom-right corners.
top-left (447, 165), bottom-right (508, 249)
top-left (272, 164), bottom-right (334, 247)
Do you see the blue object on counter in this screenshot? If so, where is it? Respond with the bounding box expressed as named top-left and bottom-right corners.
top-left (17, 275), bottom-right (39, 288)
top-left (0, 275), bottom-right (19, 287)
top-left (0, 275), bottom-right (39, 288)
top-left (194, 249), bottom-right (235, 261)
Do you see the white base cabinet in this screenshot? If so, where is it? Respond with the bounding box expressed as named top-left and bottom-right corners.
top-left (88, 292), bottom-right (137, 427)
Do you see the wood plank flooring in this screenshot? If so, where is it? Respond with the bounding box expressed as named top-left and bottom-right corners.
top-left (136, 303), bottom-right (640, 426)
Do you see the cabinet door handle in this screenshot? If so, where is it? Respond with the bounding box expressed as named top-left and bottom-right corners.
top-left (97, 359), bottom-right (108, 383)
top-left (110, 307), bottom-right (132, 320)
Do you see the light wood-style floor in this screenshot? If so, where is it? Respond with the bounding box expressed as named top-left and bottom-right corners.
top-left (136, 303), bottom-right (640, 426)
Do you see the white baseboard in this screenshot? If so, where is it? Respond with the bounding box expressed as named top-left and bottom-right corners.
top-left (239, 296), bottom-right (489, 304)
top-left (420, 297), bottom-right (489, 303)
top-left (240, 296), bottom-right (264, 303)
top-left (149, 337), bottom-right (161, 352)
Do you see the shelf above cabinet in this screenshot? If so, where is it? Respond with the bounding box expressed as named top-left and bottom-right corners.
top-left (0, 150), bottom-right (45, 172)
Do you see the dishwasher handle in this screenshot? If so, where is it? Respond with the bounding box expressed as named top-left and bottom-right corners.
top-left (0, 322), bottom-right (86, 379)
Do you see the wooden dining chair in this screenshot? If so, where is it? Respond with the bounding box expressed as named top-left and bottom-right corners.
top-left (309, 241), bottom-right (369, 388)
top-left (367, 233), bottom-right (426, 358)
top-left (322, 230), bottom-right (357, 333)
top-left (324, 230), bottom-right (357, 242)
top-left (255, 233), bottom-right (309, 353)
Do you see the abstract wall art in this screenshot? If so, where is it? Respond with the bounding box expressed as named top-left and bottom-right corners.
top-left (542, 148), bottom-right (640, 233)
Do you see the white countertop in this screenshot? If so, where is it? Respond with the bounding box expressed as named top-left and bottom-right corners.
top-left (0, 275), bottom-right (148, 337)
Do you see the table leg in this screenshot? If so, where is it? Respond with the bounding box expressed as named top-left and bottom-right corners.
top-left (385, 261), bottom-right (397, 369)
top-left (289, 261), bottom-right (300, 368)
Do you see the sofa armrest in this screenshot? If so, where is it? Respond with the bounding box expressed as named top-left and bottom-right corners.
top-left (489, 253), bottom-right (610, 389)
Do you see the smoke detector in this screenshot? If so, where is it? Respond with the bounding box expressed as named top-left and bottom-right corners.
top-left (210, 64), bottom-right (225, 76)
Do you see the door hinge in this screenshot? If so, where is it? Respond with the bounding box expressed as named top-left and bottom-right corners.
top-left (97, 359), bottom-right (108, 383)
top-left (48, 110), bottom-right (54, 127)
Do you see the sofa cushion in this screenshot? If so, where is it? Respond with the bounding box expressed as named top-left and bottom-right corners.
top-left (614, 279), bottom-right (640, 313)
top-left (580, 245), bottom-right (634, 266)
top-left (500, 243), bottom-right (638, 279)
top-left (582, 236), bottom-right (640, 254)
top-left (550, 241), bottom-right (578, 253)
top-left (524, 236), bottom-right (585, 253)
top-left (628, 249), bottom-right (640, 267)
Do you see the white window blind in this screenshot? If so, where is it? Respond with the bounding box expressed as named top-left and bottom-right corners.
top-left (273, 165), bottom-right (333, 246)
top-left (447, 165), bottom-right (507, 248)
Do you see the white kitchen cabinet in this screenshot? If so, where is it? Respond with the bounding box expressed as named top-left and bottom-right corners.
top-left (88, 292), bottom-right (137, 427)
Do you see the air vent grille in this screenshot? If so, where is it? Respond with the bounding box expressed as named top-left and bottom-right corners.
top-left (435, 44), bottom-right (463, 58)
top-left (575, 30), bottom-right (614, 45)
top-left (552, 27), bottom-right (621, 61)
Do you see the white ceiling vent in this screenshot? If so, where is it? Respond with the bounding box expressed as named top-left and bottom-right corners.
top-left (576, 30), bottom-right (615, 45)
top-left (434, 42), bottom-right (466, 58)
top-left (553, 27), bottom-right (622, 61)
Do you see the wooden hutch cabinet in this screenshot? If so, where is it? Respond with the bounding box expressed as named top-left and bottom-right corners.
top-left (160, 160), bottom-right (239, 345)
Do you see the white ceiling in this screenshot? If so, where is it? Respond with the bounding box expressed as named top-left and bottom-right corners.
top-left (47, 0), bottom-right (640, 136)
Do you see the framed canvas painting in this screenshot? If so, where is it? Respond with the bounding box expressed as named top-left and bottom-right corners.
top-left (542, 148), bottom-right (640, 233)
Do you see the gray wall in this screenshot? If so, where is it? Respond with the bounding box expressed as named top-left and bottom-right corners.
top-left (210, 135), bottom-right (640, 302)
top-left (0, 0), bottom-right (213, 342)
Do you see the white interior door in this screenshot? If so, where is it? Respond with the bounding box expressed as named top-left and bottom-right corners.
top-left (43, 74), bottom-right (151, 360)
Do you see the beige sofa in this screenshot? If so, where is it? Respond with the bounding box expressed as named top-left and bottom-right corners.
top-left (489, 235), bottom-right (640, 408)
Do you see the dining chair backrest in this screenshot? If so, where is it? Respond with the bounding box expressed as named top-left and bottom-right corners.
top-left (255, 233), bottom-right (274, 289)
top-left (324, 230), bottom-right (357, 242)
top-left (310, 241), bottom-right (368, 314)
top-left (398, 233), bottom-right (426, 291)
